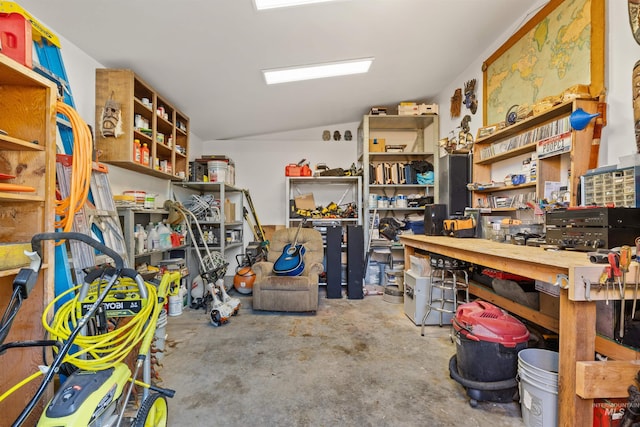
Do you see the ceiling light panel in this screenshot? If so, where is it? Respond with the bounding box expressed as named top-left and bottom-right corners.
top-left (254, 0), bottom-right (345, 10)
top-left (263, 58), bottom-right (374, 85)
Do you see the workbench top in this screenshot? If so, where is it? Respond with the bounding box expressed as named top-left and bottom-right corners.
top-left (399, 235), bottom-right (592, 284)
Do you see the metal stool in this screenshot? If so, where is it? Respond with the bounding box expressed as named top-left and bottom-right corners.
top-left (420, 256), bottom-right (470, 336)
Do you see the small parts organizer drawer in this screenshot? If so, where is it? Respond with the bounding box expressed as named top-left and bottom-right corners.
top-left (582, 166), bottom-right (639, 208)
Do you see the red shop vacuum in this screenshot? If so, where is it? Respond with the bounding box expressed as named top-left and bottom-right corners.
top-left (449, 300), bottom-right (529, 407)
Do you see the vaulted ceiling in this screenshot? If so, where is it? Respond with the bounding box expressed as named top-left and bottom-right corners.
top-left (17, 0), bottom-right (542, 140)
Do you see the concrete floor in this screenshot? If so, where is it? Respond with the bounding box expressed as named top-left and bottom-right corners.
top-left (159, 289), bottom-right (525, 427)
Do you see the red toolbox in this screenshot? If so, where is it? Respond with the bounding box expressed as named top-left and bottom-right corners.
top-left (0, 13), bottom-right (32, 68)
top-left (285, 164), bottom-right (311, 177)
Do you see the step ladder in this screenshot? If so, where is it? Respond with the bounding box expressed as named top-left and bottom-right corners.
top-left (0, 2), bottom-right (129, 284)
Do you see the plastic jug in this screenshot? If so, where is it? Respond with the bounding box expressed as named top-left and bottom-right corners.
top-left (134, 139), bottom-right (142, 163)
top-left (157, 222), bottom-right (172, 249)
top-left (147, 223), bottom-right (160, 251)
top-left (135, 224), bottom-right (147, 254)
top-left (141, 143), bottom-right (150, 166)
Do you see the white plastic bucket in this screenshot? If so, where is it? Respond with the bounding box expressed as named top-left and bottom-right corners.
top-left (208, 161), bottom-right (228, 183)
top-left (168, 294), bottom-right (183, 316)
top-left (518, 349), bottom-right (559, 427)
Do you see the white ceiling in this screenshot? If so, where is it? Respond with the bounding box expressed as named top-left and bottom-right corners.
top-left (17, 0), bottom-right (541, 140)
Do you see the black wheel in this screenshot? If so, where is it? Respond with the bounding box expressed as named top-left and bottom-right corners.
top-left (133, 393), bottom-right (168, 427)
top-left (210, 310), bottom-right (222, 327)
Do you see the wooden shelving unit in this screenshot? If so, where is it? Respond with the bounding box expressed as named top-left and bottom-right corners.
top-left (95, 68), bottom-right (189, 180)
top-left (472, 99), bottom-right (598, 210)
top-left (0, 54), bottom-right (57, 425)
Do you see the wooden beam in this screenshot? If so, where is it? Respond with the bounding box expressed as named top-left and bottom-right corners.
top-left (595, 336), bottom-right (640, 361)
top-left (558, 294), bottom-right (596, 426)
top-left (468, 282), bottom-right (559, 332)
top-left (576, 360), bottom-right (640, 398)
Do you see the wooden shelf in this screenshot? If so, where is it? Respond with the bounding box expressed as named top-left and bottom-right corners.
top-left (468, 281), bottom-right (559, 332)
top-left (473, 182), bottom-right (536, 193)
top-left (475, 100), bottom-right (575, 145)
top-left (0, 54), bottom-right (56, 424)
top-left (0, 134), bottom-right (46, 151)
top-left (474, 142), bottom-right (538, 165)
top-left (472, 99), bottom-right (598, 209)
top-left (95, 69), bottom-right (189, 180)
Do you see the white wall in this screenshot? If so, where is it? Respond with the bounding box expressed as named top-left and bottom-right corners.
top-left (192, 123), bottom-right (359, 225)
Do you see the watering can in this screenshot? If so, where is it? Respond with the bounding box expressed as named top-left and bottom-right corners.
top-left (569, 108), bottom-right (600, 130)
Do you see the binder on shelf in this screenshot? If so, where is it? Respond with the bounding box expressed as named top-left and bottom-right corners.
top-left (397, 163), bottom-right (407, 184)
top-left (375, 163), bottom-right (384, 185)
top-left (384, 163), bottom-right (392, 184)
top-left (405, 164), bottom-right (416, 184)
top-left (390, 163), bottom-right (399, 185)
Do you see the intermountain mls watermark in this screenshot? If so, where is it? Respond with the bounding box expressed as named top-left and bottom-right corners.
top-left (593, 400), bottom-right (640, 420)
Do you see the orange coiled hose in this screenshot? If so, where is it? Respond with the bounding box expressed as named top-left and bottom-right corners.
top-left (54, 102), bottom-right (93, 232)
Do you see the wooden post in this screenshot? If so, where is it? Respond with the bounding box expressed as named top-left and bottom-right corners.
top-left (558, 291), bottom-right (596, 426)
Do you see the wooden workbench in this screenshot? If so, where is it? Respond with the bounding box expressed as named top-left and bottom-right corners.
top-left (399, 234), bottom-right (639, 427)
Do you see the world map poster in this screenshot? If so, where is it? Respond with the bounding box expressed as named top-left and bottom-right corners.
top-left (483, 0), bottom-right (603, 126)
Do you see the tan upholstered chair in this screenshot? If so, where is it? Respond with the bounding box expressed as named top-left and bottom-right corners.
top-left (252, 227), bottom-right (324, 312)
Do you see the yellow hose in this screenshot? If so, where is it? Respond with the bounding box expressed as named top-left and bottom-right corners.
top-left (0, 371), bottom-right (43, 403)
top-left (42, 278), bottom-right (158, 371)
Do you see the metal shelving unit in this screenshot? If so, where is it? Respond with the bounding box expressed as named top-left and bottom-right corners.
top-left (357, 114), bottom-right (439, 244)
top-left (285, 176), bottom-right (362, 287)
top-left (174, 182), bottom-right (245, 279)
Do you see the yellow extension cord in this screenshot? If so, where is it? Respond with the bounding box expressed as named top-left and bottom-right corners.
top-left (0, 279), bottom-right (165, 403)
top-left (54, 101), bottom-right (93, 233)
top-left (42, 278), bottom-right (159, 371)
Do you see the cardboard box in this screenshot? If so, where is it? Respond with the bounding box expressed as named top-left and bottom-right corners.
top-left (398, 103), bottom-right (438, 116)
top-left (539, 292), bottom-right (559, 319)
top-left (262, 225), bottom-right (286, 245)
top-left (224, 199), bottom-right (236, 222)
top-left (294, 193), bottom-right (316, 210)
top-left (369, 138), bottom-right (386, 152)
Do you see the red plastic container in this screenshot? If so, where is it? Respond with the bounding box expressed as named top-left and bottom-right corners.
top-left (285, 164), bottom-right (311, 177)
top-left (453, 300), bottom-right (529, 347)
top-left (0, 13), bottom-right (32, 68)
top-left (452, 300), bottom-right (530, 404)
